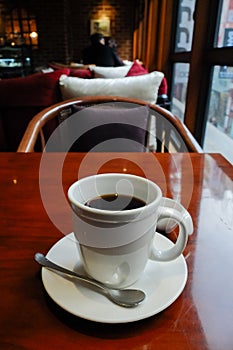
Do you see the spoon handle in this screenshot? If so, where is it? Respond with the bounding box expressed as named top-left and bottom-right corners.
top-left (34, 252), bottom-right (106, 291)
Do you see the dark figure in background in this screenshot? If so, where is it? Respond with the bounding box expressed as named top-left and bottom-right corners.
top-left (105, 37), bottom-right (118, 52)
top-left (83, 33), bottom-right (123, 67)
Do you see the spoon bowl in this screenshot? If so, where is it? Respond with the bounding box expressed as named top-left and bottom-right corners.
top-left (34, 253), bottom-right (146, 308)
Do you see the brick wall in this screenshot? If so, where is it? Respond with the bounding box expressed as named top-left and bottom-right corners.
top-left (70, 0), bottom-right (135, 62)
top-left (30, 0), bottom-right (135, 67)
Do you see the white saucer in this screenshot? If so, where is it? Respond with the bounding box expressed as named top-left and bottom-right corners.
top-left (41, 233), bottom-right (188, 324)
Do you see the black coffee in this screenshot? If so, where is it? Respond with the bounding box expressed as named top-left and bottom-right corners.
top-left (85, 193), bottom-right (146, 211)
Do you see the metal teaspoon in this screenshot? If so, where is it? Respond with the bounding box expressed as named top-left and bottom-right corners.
top-left (34, 253), bottom-right (146, 308)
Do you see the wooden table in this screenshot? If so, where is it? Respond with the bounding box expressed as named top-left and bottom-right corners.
top-left (1, 152), bottom-right (233, 350)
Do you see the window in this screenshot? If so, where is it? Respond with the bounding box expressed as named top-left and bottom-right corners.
top-left (171, 0), bottom-right (196, 122)
top-left (4, 7), bottom-right (38, 46)
top-left (169, 0), bottom-right (233, 164)
top-left (171, 62), bottom-right (190, 120)
top-left (174, 0), bottom-right (195, 52)
top-left (216, 0), bottom-right (233, 48)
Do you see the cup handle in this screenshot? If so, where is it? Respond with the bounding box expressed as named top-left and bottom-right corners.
top-left (150, 198), bottom-right (193, 262)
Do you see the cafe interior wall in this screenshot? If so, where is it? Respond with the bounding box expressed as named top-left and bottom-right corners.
top-left (0, 0), bottom-right (136, 68)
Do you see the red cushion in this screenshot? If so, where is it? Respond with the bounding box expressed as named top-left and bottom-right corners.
top-left (126, 60), bottom-right (149, 76)
top-left (0, 68), bottom-right (70, 106)
top-left (69, 68), bottom-right (93, 79)
top-left (49, 62), bottom-right (93, 79)
top-left (126, 60), bottom-right (168, 95)
top-left (158, 76), bottom-right (168, 95)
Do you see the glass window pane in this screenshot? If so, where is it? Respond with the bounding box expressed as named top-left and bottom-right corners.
top-left (203, 65), bottom-right (233, 164)
top-left (30, 21), bottom-right (37, 32)
top-left (22, 20), bottom-right (29, 32)
top-left (216, 0), bottom-right (233, 47)
top-left (174, 0), bottom-right (196, 52)
top-left (24, 34), bottom-right (30, 45)
top-left (171, 63), bottom-right (190, 121)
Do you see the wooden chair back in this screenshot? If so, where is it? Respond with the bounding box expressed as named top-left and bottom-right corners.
top-left (17, 96), bottom-right (202, 153)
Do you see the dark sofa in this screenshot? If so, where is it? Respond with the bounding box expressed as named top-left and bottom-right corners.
top-left (0, 62), bottom-right (169, 151)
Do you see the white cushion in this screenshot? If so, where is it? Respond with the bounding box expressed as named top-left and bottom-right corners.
top-left (122, 60), bottom-right (133, 66)
top-left (90, 65), bottom-right (132, 78)
top-left (59, 71), bottom-right (164, 104)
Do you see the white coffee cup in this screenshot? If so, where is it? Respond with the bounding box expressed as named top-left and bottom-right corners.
top-left (68, 173), bottom-right (193, 288)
